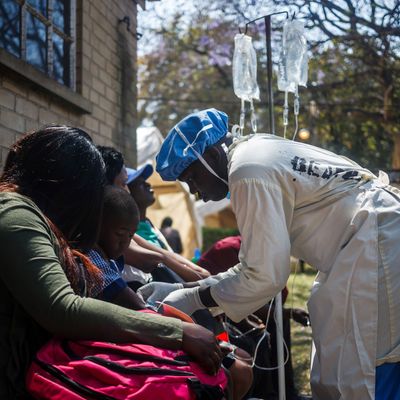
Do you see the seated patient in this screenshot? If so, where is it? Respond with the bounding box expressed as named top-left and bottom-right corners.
top-left (0, 126), bottom-right (223, 398)
top-left (97, 145), bottom-right (209, 285)
top-left (86, 186), bottom-right (253, 400)
top-left (85, 185), bottom-right (146, 310)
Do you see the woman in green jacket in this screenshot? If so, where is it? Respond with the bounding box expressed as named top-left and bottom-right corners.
top-left (0, 126), bottom-right (222, 399)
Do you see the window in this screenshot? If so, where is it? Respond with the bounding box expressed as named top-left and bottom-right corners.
top-left (0, 0), bottom-right (76, 89)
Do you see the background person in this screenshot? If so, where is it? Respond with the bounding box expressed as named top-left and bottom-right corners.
top-left (127, 163), bottom-right (173, 251)
top-left (97, 145), bottom-right (129, 190)
top-left (126, 164), bottom-right (209, 283)
top-left (143, 108), bottom-right (400, 400)
top-left (160, 216), bottom-right (183, 254)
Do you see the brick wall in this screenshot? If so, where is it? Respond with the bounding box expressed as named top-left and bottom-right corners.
top-left (0, 0), bottom-right (140, 169)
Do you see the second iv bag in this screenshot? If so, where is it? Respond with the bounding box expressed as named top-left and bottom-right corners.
top-left (232, 33), bottom-right (260, 135)
top-left (278, 19), bottom-right (308, 139)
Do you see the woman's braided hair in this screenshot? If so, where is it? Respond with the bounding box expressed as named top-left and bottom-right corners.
top-left (0, 126), bottom-right (105, 295)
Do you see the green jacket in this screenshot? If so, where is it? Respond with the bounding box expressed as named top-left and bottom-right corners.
top-left (0, 192), bottom-right (182, 398)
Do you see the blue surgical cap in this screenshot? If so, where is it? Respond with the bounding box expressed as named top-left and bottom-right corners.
top-left (156, 108), bottom-right (228, 181)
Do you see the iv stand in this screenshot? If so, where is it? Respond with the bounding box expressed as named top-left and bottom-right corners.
top-left (241, 11), bottom-right (289, 400)
top-left (242, 11), bottom-right (288, 135)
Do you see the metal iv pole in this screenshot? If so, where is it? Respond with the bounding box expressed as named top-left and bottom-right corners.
top-left (241, 11), bottom-right (289, 400)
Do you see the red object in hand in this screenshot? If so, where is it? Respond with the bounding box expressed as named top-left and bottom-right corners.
top-left (216, 331), bottom-right (229, 343)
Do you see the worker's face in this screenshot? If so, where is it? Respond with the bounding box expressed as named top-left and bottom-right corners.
top-left (99, 214), bottom-right (138, 260)
top-left (128, 176), bottom-right (155, 209)
top-left (113, 166), bottom-right (129, 192)
top-left (179, 149), bottom-right (229, 202)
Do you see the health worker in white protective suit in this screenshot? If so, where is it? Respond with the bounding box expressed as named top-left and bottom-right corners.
top-left (138, 108), bottom-right (400, 400)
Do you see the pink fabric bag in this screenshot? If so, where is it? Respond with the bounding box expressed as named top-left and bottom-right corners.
top-left (26, 338), bottom-right (227, 400)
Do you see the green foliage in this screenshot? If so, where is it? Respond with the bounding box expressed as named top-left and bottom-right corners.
top-left (139, 14), bottom-right (234, 135)
top-left (138, 0), bottom-right (400, 170)
top-left (201, 226), bottom-right (239, 252)
top-left (271, 0), bottom-right (400, 169)
top-left (138, 1), bottom-right (280, 136)
top-left (302, 48), bottom-right (396, 170)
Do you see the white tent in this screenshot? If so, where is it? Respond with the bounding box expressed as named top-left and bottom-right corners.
top-left (136, 126), bottom-right (164, 168)
top-left (194, 198), bottom-right (232, 228)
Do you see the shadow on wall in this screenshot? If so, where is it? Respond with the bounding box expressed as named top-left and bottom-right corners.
top-left (116, 22), bottom-right (137, 166)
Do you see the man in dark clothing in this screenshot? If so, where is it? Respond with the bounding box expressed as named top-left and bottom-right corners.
top-left (198, 236), bottom-right (309, 400)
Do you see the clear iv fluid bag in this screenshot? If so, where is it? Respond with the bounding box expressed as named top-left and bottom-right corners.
top-left (233, 34), bottom-right (260, 102)
top-left (277, 19), bottom-right (308, 140)
top-left (278, 20), bottom-right (308, 92)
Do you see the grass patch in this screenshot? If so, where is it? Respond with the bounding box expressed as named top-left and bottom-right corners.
top-left (286, 262), bottom-right (316, 396)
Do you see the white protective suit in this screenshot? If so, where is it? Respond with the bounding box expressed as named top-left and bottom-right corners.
top-left (209, 134), bottom-right (400, 399)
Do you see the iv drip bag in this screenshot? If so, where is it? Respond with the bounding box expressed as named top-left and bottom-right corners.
top-left (277, 18), bottom-right (308, 140)
top-left (233, 34), bottom-right (260, 102)
top-left (278, 20), bottom-right (308, 92)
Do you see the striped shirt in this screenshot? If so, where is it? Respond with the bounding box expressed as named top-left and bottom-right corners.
top-left (86, 249), bottom-right (127, 300)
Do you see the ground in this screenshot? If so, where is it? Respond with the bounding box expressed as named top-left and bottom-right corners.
top-left (287, 262), bottom-right (316, 396)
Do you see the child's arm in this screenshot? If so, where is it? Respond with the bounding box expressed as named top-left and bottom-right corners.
top-left (124, 235), bottom-right (210, 282)
top-left (124, 238), bottom-right (162, 273)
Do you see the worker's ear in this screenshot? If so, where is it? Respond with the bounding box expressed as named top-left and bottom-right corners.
top-left (206, 145), bottom-right (224, 163)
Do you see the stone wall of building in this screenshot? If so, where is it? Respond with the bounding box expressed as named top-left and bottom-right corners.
top-left (0, 0), bottom-right (140, 169)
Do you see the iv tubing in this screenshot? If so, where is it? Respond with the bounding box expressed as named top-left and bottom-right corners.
top-left (283, 90), bottom-right (289, 139)
top-left (292, 86), bottom-right (299, 141)
top-left (276, 291), bottom-right (286, 400)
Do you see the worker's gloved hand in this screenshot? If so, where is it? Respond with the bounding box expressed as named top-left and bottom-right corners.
top-left (163, 287), bottom-right (206, 316)
top-left (197, 276), bottom-right (221, 288)
top-left (137, 282), bottom-right (183, 305)
top-left (198, 268), bottom-right (238, 288)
